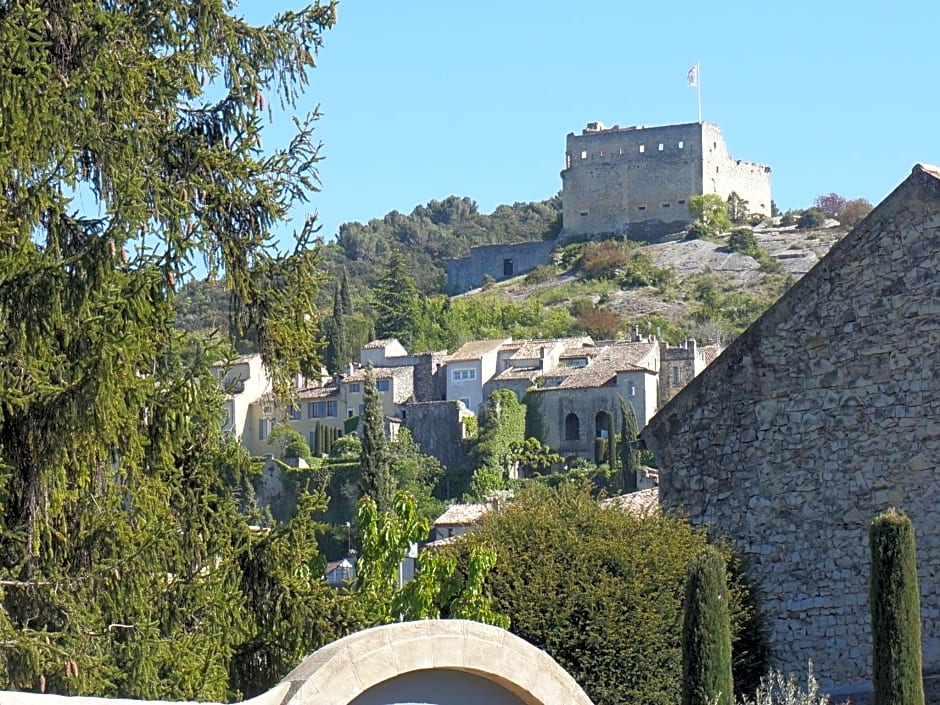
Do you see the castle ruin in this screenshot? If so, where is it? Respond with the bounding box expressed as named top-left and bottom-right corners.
top-left (561, 121), bottom-right (772, 241)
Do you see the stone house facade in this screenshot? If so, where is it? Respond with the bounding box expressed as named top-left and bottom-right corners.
top-left (641, 164), bottom-right (940, 687)
top-left (561, 120), bottom-right (771, 241)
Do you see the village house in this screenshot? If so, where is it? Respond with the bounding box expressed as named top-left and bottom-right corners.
top-left (641, 164), bottom-right (940, 688)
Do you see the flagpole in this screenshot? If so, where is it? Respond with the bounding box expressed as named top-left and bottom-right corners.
top-left (697, 60), bottom-right (702, 123)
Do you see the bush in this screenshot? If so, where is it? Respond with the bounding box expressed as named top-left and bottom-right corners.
top-left (441, 484), bottom-right (770, 705)
top-left (619, 252), bottom-right (677, 290)
top-left (523, 264), bottom-right (557, 285)
top-left (839, 198), bottom-right (873, 228)
top-left (579, 240), bottom-right (636, 280)
top-left (740, 665), bottom-right (831, 705)
top-left (796, 209), bottom-right (826, 230)
top-left (728, 228), bottom-right (759, 258)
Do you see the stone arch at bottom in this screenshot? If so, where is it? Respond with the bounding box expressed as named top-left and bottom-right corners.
top-left (277, 619), bottom-right (595, 705)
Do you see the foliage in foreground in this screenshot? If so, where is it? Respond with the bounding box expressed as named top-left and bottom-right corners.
top-left (682, 547), bottom-right (735, 705)
top-left (870, 509), bottom-right (924, 705)
top-left (437, 483), bottom-right (770, 705)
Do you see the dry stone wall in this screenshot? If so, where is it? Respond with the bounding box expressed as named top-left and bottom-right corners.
top-left (641, 165), bottom-right (940, 687)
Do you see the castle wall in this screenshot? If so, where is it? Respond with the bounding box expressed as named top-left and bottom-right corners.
top-left (403, 401), bottom-right (472, 471)
top-left (445, 240), bottom-right (555, 295)
top-left (641, 166), bottom-right (940, 687)
top-left (561, 121), bottom-right (770, 241)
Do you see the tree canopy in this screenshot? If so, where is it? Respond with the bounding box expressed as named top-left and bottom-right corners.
top-left (0, 1), bottom-right (342, 698)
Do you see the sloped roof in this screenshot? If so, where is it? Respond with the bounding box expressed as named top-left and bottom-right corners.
top-left (343, 365), bottom-right (411, 383)
top-left (432, 502), bottom-right (491, 526)
top-left (446, 338), bottom-right (511, 362)
top-left (600, 487), bottom-right (660, 516)
top-left (533, 340), bottom-right (658, 391)
top-left (362, 338), bottom-right (402, 350)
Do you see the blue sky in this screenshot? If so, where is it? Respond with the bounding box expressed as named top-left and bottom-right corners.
top-left (246, 1), bottom-right (939, 243)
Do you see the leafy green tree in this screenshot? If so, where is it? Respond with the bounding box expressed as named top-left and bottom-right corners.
top-left (358, 365), bottom-right (393, 511)
top-left (0, 0), bottom-right (338, 699)
top-left (371, 250), bottom-right (422, 347)
top-left (268, 422), bottom-right (315, 465)
top-left (388, 428), bottom-right (446, 523)
top-left (508, 438), bottom-right (563, 477)
top-left (797, 208), bottom-right (826, 230)
top-left (840, 198), bottom-right (873, 228)
top-left (689, 194), bottom-right (732, 238)
top-left (619, 398), bottom-right (640, 492)
top-left (682, 546), bottom-right (734, 705)
top-left (870, 509), bottom-right (924, 705)
top-left (440, 483), bottom-right (769, 705)
top-left (728, 228), bottom-right (760, 258)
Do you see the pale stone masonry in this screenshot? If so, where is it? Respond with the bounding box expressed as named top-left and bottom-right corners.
top-left (641, 164), bottom-right (940, 687)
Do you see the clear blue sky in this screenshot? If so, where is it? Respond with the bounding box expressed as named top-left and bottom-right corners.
top-left (246, 1), bottom-right (939, 243)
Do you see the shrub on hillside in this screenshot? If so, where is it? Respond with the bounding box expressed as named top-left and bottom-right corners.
top-left (573, 306), bottom-right (623, 339)
top-left (438, 484), bottom-right (770, 705)
top-left (728, 228), bottom-right (760, 258)
top-left (839, 198), bottom-right (873, 228)
top-left (523, 264), bottom-right (557, 285)
top-left (796, 209), bottom-right (826, 230)
top-left (579, 240), bottom-right (636, 280)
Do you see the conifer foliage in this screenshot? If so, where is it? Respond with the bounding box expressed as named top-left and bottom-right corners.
top-left (682, 546), bottom-right (734, 705)
top-left (870, 509), bottom-right (925, 705)
top-left (0, 1), bottom-right (340, 699)
top-left (358, 365), bottom-right (394, 512)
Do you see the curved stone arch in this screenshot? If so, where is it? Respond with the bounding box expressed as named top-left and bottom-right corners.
top-left (279, 619), bottom-right (595, 705)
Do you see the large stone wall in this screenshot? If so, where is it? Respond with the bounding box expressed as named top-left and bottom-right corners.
top-left (641, 165), bottom-right (940, 687)
top-left (445, 240), bottom-right (555, 295)
top-left (403, 400), bottom-right (472, 472)
top-left (561, 121), bottom-right (770, 241)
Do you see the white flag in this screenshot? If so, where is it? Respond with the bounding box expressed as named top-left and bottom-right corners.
top-left (687, 65), bottom-right (698, 87)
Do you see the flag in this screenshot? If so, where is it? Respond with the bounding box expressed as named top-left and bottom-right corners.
top-left (687, 64), bottom-right (698, 87)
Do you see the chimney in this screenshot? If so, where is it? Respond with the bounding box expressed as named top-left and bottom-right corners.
top-left (631, 325), bottom-right (641, 343)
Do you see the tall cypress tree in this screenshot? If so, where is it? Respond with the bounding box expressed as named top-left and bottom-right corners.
top-left (340, 266), bottom-right (354, 315)
top-left (619, 398), bottom-right (640, 492)
top-left (871, 509), bottom-right (924, 705)
top-left (358, 365), bottom-right (393, 512)
top-left (324, 282), bottom-right (350, 373)
top-left (682, 546), bottom-right (734, 705)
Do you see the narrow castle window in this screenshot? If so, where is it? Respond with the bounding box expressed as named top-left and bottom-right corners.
top-left (619, 147), bottom-right (624, 155)
top-left (638, 145), bottom-right (645, 153)
top-left (566, 153), bottom-right (572, 168)
top-left (579, 211), bottom-right (588, 217)
top-left (678, 199), bottom-right (686, 205)
top-left (637, 205), bottom-right (646, 212)
top-left (658, 143), bottom-right (664, 151)
top-left (678, 141), bottom-right (684, 149)
top-left (673, 367), bottom-right (681, 385)
top-left (580, 150), bottom-right (587, 160)
top-left (662, 203), bottom-right (670, 208)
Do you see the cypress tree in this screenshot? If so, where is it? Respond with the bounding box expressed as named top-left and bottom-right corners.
top-left (324, 282), bottom-right (350, 373)
top-left (619, 398), bottom-right (640, 492)
top-left (359, 365), bottom-right (393, 512)
top-left (340, 266), bottom-right (353, 315)
top-left (682, 546), bottom-right (734, 705)
top-left (870, 509), bottom-right (924, 705)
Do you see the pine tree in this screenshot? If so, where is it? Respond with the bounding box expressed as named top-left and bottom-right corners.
top-left (619, 398), bottom-right (640, 492)
top-left (371, 250), bottom-right (422, 347)
top-left (870, 509), bottom-right (925, 705)
top-left (358, 365), bottom-right (394, 512)
top-left (0, 1), bottom-right (341, 698)
top-left (682, 546), bottom-right (734, 705)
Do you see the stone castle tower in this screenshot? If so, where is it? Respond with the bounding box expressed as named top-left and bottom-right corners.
top-left (561, 121), bottom-right (771, 241)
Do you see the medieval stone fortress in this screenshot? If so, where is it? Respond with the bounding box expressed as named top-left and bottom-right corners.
top-left (561, 120), bottom-right (771, 240)
top-left (447, 119), bottom-right (772, 293)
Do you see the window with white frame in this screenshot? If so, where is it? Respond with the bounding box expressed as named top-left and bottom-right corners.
top-left (308, 401), bottom-right (338, 418)
top-left (258, 418), bottom-right (268, 441)
top-left (376, 379), bottom-right (390, 392)
top-left (348, 382), bottom-right (361, 393)
top-left (627, 381), bottom-right (636, 397)
top-left (452, 368), bottom-right (476, 381)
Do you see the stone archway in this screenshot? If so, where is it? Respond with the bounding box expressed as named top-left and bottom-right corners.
top-left (277, 620), bottom-right (595, 705)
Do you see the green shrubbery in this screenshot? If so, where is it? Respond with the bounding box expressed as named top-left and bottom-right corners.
top-left (439, 483), bottom-right (770, 705)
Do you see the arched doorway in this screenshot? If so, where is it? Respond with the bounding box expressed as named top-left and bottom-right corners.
top-left (564, 412), bottom-right (580, 440)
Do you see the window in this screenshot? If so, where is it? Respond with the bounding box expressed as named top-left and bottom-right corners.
top-left (503, 258), bottom-right (514, 276)
top-left (580, 150), bottom-right (587, 160)
top-left (564, 413), bottom-right (580, 441)
top-left (637, 205), bottom-right (646, 212)
top-left (579, 210), bottom-right (588, 217)
top-left (308, 401), bottom-right (338, 418)
top-left (678, 199), bottom-right (686, 205)
top-left (662, 203), bottom-right (670, 208)
top-left (627, 381), bottom-right (636, 397)
top-left (658, 143), bottom-right (664, 151)
top-left (566, 153), bottom-right (572, 168)
top-left (452, 369), bottom-right (476, 381)
top-left (618, 147), bottom-right (624, 155)
top-left (673, 367), bottom-right (682, 385)
top-left (595, 411), bottom-right (610, 439)
top-left (678, 140), bottom-right (684, 149)
top-left (347, 409), bottom-right (355, 418)
top-left (258, 418), bottom-right (268, 441)
top-left (348, 382), bottom-right (361, 394)
top-left (638, 145), bottom-right (645, 153)
top-left (290, 405), bottom-right (302, 421)
top-left (376, 379), bottom-right (390, 392)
